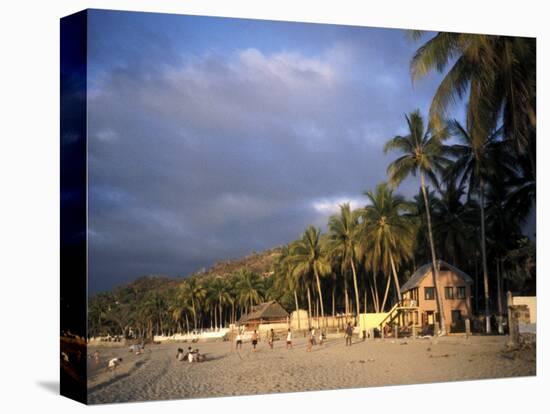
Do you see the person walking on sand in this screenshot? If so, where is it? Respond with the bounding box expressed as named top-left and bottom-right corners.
top-left (307, 328), bottom-right (314, 352)
top-left (268, 328), bottom-right (275, 350)
top-left (318, 330), bottom-right (324, 346)
top-left (286, 329), bottom-right (293, 349)
top-left (251, 330), bottom-right (259, 352)
top-left (345, 322), bottom-right (353, 346)
top-left (235, 331), bottom-right (243, 350)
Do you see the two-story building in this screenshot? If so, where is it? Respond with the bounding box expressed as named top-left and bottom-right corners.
top-left (400, 260), bottom-right (473, 333)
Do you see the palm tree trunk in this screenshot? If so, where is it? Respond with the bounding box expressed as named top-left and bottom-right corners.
top-left (306, 286), bottom-right (313, 329)
top-left (343, 276), bottom-right (350, 317)
top-left (479, 179), bottom-right (491, 333)
top-left (192, 298), bottom-right (197, 330)
top-left (390, 254), bottom-right (403, 303)
top-left (294, 289), bottom-right (301, 331)
top-left (372, 273), bottom-right (380, 312)
top-left (313, 268), bottom-right (326, 328)
top-left (332, 284), bottom-right (336, 317)
top-left (380, 273), bottom-right (392, 312)
top-left (159, 314), bottom-right (164, 336)
top-left (474, 253), bottom-right (479, 313)
top-left (213, 304), bottom-right (217, 330)
top-left (315, 297), bottom-right (319, 328)
top-left (496, 257), bottom-right (504, 334)
top-left (420, 171), bottom-right (447, 335)
top-left (369, 283), bottom-right (379, 313)
top-left (350, 259), bottom-right (361, 319)
top-left (185, 313), bottom-right (189, 334)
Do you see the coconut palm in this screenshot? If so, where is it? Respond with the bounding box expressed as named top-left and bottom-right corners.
top-left (179, 277), bottom-right (206, 330)
top-left (410, 32), bottom-right (536, 164)
top-left (361, 182), bottom-right (415, 309)
top-left (170, 296), bottom-right (192, 334)
top-left (432, 176), bottom-right (478, 268)
top-left (327, 203), bottom-right (362, 318)
top-left (384, 109), bottom-right (450, 334)
top-left (290, 226), bottom-right (331, 328)
top-left (274, 244), bottom-right (303, 330)
top-left (235, 269), bottom-right (264, 314)
top-left (205, 277), bottom-right (231, 329)
top-left (445, 119), bottom-right (515, 332)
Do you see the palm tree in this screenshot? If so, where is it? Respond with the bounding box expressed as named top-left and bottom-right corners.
top-left (445, 119), bottom-right (515, 332)
top-left (170, 297), bottom-right (191, 334)
top-left (327, 203), bottom-right (362, 318)
top-left (361, 182), bottom-right (415, 309)
top-left (432, 176), bottom-right (478, 268)
top-left (384, 109), bottom-right (450, 335)
top-left (235, 269), bottom-right (264, 314)
top-left (179, 277), bottom-right (206, 330)
top-left (274, 244), bottom-right (303, 330)
top-left (410, 32), bottom-right (536, 166)
top-left (290, 226), bottom-right (331, 328)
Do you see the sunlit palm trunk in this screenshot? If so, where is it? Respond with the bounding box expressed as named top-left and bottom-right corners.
top-left (294, 289), bottom-right (301, 331)
top-left (350, 259), bottom-right (361, 319)
top-left (314, 267), bottom-right (326, 328)
top-left (371, 273), bottom-right (380, 313)
top-left (390, 254), bottom-right (402, 303)
top-left (306, 286), bottom-right (312, 329)
top-left (343, 277), bottom-right (350, 317)
top-left (421, 171), bottom-right (447, 335)
top-left (191, 298), bottom-right (197, 330)
top-left (380, 273), bottom-right (391, 312)
top-left (479, 179), bottom-right (491, 333)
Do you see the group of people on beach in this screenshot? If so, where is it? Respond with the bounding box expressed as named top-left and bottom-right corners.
top-left (176, 347), bottom-right (205, 363)
top-left (235, 328), bottom-right (294, 351)
top-left (235, 323), bottom-right (354, 352)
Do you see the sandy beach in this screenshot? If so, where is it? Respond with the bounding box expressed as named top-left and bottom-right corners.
top-left (87, 334), bottom-right (535, 404)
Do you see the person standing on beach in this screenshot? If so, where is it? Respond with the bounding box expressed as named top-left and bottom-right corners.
top-left (251, 330), bottom-right (259, 352)
top-left (235, 331), bottom-right (243, 350)
top-left (268, 328), bottom-right (275, 349)
top-left (307, 328), bottom-right (314, 352)
top-left (345, 322), bottom-right (353, 346)
top-left (286, 329), bottom-right (293, 349)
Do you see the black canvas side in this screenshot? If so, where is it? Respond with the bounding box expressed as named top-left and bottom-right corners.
top-left (60, 9), bottom-right (88, 405)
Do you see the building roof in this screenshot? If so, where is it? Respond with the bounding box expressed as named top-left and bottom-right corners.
top-left (237, 300), bottom-right (289, 324)
top-left (400, 260), bottom-right (474, 293)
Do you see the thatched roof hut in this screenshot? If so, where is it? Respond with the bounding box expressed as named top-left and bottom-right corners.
top-left (237, 300), bottom-right (288, 326)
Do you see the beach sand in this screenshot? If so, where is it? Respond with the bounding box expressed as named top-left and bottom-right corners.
top-left (87, 334), bottom-right (535, 404)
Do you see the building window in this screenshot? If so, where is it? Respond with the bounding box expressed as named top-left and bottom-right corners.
top-left (444, 287), bottom-right (454, 299)
top-left (457, 286), bottom-right (466, 299)
top-left (424, 287), bottom-right (435, 300)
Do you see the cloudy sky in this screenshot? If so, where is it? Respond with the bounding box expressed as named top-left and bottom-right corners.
top-left (86, 9), bottom-right (447, 294)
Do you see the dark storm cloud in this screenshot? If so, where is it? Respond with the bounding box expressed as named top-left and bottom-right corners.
top-left (87, 14), bottom-right (444, 293)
